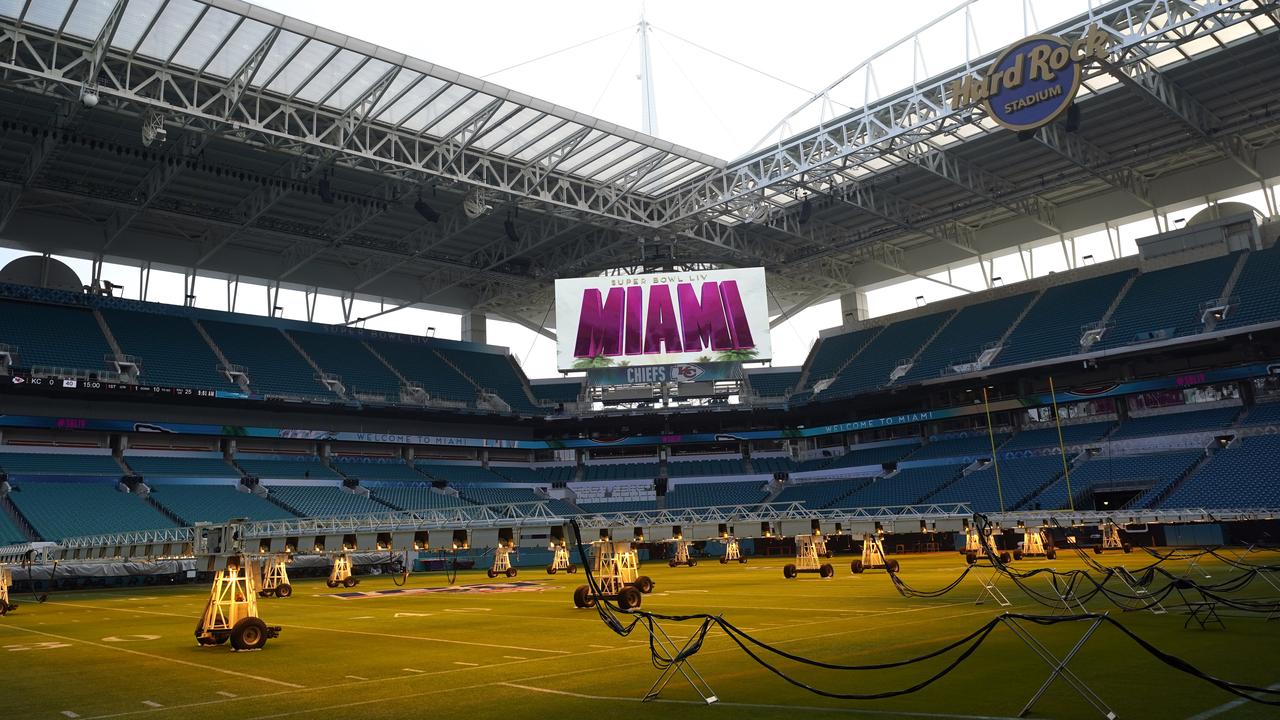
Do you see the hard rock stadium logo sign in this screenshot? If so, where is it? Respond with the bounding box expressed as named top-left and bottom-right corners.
top-left (948, 24), bottom-right (1113, 132)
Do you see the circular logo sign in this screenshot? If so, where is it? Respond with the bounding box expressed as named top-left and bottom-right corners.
top-left (983, 34), bottom-right (1082, 132)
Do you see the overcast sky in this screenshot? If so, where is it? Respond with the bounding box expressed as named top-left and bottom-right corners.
top-left (1, 0), bottom-right (1201, 378)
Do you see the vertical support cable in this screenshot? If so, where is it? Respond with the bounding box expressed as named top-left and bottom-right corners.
top-left (982, 386), bottom-right (1004, 513)
top-left (1050, 376), bottom-right (1075, 511)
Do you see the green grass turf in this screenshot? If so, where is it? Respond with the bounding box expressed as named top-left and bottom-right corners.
top-left (1, 548), bottom-right (1278, 720)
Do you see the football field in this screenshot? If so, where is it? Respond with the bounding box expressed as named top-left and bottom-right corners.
top-left (1, 549), bottom-right (1277, 720)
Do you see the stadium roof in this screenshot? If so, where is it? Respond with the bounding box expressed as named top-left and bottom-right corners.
top-left (0, 0), bottom-right (1276, 334)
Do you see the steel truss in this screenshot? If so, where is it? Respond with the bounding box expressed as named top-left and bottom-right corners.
top-left (649, 0), bottom-right (1275, 227)
top-left (2, 503), bottom-right (1276, 566)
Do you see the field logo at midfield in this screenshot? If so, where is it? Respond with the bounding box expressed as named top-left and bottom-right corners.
top-left (948, 24), bottom-right (1112, 132)
top-left (328, 581), bottom-right (548, 599)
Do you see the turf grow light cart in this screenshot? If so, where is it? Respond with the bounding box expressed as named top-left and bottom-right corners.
top-left (0, 564), bottom-right (13, 615)
top-left (964, 521), bottom-right (1012, 564)
top-left (668, 538), bottom-right (697, 567)
top-left (783, 534), bottom-right (835, 579)
top-left (1094, 520), bottom-right (1132, 554)
top-left (850, 527), bottom-right (900, 574)
top-left (326, 551), bottom-right (359, 588)
top-left (195, 554), bottom-right (281, 651)
top-left (719, 534), bottom-right (747, 564)
top-left (573, 538), bottom-right (654, 610)
top-left (485, 528), bottom-right (519, 578)
top-left (258, 553), bottom-right (293, 598)
top-left (1014, 523), bottom-right (1057, 560)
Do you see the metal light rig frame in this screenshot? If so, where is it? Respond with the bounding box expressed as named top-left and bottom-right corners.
top-left (327, 552), bottom-right (359, 588)
top-left (719, 535), bottom-right (747, 564)
top-left (0, 564), bottom-right (13, 615)
top-left (784, 534), bottom-right (835, 579)
top-left (488, 538), bottom-right (518, 579)
top-left (1015, 525), bottom-right (1057, 561)
top-left (668, 538), bottom-right (697, 567)
top-left (1094, 521), bottom-right (1132, 554)
top-left (572, 538), bottom-right (654, 610)
top-left (851, 531), bottom-right (900, 574)
top-left (258, 554), bottom-right (293, 598)
top-left (964, 522), bottom-right (1012, 564)
top-left (546, 540), bottom-right (578, 574)
top-left (195, 556), bottom-right (281, 650)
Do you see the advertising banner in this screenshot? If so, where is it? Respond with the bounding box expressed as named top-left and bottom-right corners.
top-left (555, 267), bottom-right (771, 371)
top-left (586, 361), bottom-right (742, 387)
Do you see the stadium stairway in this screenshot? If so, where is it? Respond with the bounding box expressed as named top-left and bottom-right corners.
top-left (281, 331), bottom-right (347, 400)
top-left (888, 309), bottom-right (958, 385)
top-left (192, 319), bottom-right (251, 392)
top-left (799, 326), bottom-right (882, 392)
top-left (142, 492), bottom-right (187, 527)
top-left (1133, 445), bottom-right (1218, 510)
top-left (91, 309), bottom-right (130, 370)
top-left (1201, 252), bottom-right (1250, 333)
top-left (1, 494), bottom-right (40, 542)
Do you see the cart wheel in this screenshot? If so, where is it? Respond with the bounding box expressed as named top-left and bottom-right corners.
top-left (739, 557), bottom-right (747, 564)
top-left (1122, 542), bottom-right (1132, 554)
top-left (487, 568), bottom-right (498, 579)
top-left (850, 560), bottom-right (864, 574)
top-left (999, 552), bottom-right (1012, 564)
top-left (783, 563), bottom-right (797, 579)
top-left (326, 579), bottom-right (339, 588)
top-left (276, 583), bottom-right (292, 598)
top-left (343, 577), bottom-right (358, 588)
top-left (720, 556), bottom-right (728, 564)
top-left (669, 559), bottom-right (677, 567)
top-left (887, 559), bottom-right (901, 573)
top-left (1013, 550), bottom-right (1023, 561)
top-left (0, 601), bottom-right (8, 616)
top-left (1093, 546), bottom-right (1103, 555)
top-left (819, 564), bottom-right (834, 578)
top-left (688, 558), bottom-right (697, 567)
top-left (965, 551), bottom-right (976, 565)
top-left (196, 634), bottom-right (219, 646)
top-left (634, 575), bottom-right (654, 593)
top-left (1045, 549), bottom-right (1057, 561)
top-left (546, 565), bottom-right (556, 575)
top-left (230, 617), bottom-right (269, 651)
top-left (617, 586), bottom-right (642, 610)
top-left (568, 564), bottom-right (578, 574)
top-left (506, 568), bottom-right (517, 578)
top-left (572, 585), bottom-right (594, 608)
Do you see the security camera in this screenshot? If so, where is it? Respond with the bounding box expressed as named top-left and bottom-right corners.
top-left (81, 90), bottom-right (99, 108)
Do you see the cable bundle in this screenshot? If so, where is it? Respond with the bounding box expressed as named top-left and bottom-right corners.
top-left (567, 520), bottom-right (1280, 706)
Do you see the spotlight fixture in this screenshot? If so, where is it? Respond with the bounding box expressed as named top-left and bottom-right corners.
top-left (798, 196), bottom-right (812, 224)
top-left (1065, 103), bottom-right (1081, 133)
top-left (318, 174), bottom-right (335, 205)
top-left (462, 187), bottom-right (491, 219)
top-left (414, 189), bottom-right (440, 223)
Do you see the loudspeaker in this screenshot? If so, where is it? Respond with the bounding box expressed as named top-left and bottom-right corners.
top-left (655, 477), bottom-right (668, 495)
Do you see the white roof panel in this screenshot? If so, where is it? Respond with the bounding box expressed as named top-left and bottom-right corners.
top-left (3, 0), bottom-right (724, 195)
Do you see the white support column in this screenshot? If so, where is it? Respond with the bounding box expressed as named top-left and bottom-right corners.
top-left (462, 311), bottom-right (487, 345)
top-left (840, 290), bottom-right (870, 325)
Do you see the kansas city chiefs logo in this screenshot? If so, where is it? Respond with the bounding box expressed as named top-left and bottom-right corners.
top-left (672, 364), bottom-right (705, 381)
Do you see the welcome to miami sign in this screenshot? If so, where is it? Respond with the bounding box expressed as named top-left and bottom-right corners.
top-left (554, 267), bottom-right (772, 371)
top-left (948, 24), bottom-right (1113, 131)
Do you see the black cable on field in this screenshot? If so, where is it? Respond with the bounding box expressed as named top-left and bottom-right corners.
top-left (566, 519), bottom-right (1280, 706)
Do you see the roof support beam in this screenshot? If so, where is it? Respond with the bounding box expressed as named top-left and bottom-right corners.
top-left (1033, 123), bottom-right (1153, 207)
top-left (1102, 53), bottom-right (1262, 180)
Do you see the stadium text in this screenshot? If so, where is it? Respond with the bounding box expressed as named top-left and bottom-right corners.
top-left (573, 280), bottom-right (755, 359)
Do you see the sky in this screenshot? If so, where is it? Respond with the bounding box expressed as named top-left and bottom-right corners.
top-left (2, 0), bottom-right (1272, 378)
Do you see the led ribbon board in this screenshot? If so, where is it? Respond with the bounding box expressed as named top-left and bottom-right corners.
top-left (555, 267), bottom-right (771, 371)
top-left (948, 24), bottom-right (1112, 131)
